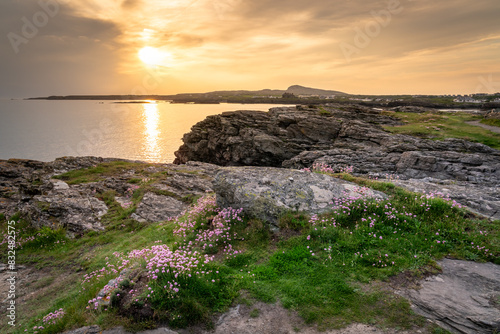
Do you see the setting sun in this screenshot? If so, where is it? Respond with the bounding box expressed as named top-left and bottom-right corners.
top-left (138, 46), bottom-right (169, 66)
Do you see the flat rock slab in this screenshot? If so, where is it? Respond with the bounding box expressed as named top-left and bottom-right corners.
top-left (63, 302), bottom-right (420, 334)
top-left (31, 188), bottom-right (107, 235)
top-left (132, 192), bottom-right (188, 223)
top-left (214, 167), bottom-right (386, 229)
top-left (401, 258), bottom-right (500, 334)
top-left (394, 179), bottom-right (500, 220)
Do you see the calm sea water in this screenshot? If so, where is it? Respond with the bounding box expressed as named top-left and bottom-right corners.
top-left (0, 100), bottom-right (285, 163)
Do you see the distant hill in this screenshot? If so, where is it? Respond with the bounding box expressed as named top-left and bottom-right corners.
top-left (285, 85), bottom-right (348, 96)
top-left (29, 85), bottom-right (349, 101)
top-left (205, 89), bottom-right (285, 96)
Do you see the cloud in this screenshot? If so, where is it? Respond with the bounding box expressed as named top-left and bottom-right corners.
top-left (121, 0), bottom-right (142, 9)
top-left (0, 0), bottom-right (499, 96)
top-left (0, 0), bottom-right (128, 97)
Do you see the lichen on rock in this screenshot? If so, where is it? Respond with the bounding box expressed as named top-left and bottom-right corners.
top-left (213, 166), bottom-right (386, 230)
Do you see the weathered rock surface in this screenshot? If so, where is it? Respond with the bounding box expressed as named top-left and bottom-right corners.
top-left (0, 158), bottom-right (220, 236)
top-left (173, 106), bottom-right (402, 167)
top-left (284, 145), bottom-right (500, 185)
top-left (29, 185), bottom-right (108, 235)
top-left (214, 167), bottom-right (386, 229)
top-left (174, 106), bottom-right (500, 187)
top-left (132, 192), bottom-right (187, 223)
top-left (61, 326), bottom-right (102, 334)
top-left (61, 303), bottom-right (422, 334)
top-left (399, 258), bottom-right (500, 334)
top-left (393, 178), bottom-right (500, 220)
top-left (173, 105), bottom-right (500, 219)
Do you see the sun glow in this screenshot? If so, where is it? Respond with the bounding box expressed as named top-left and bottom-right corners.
top-left (138, 46), bottom-right (170, 66)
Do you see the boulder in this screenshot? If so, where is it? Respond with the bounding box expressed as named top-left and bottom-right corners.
top-left (62, 326), bottom-right (102, 334)
top-left (213, 167), bottom-right (386, 229)
top-left (26, 187), bottom-right (107, 236)
top-left (174, 106), bottom-right (401, 167)
top-left (400, 258), bottom-right (500, 334)
top-left (0, 157), bottom-right (221, 235)
top-left (132, 192), bottom-right (188, 223)
top-left (174, 106), bottom-right (500, 186)
top-left (393, 178), bottom-right (500, 220)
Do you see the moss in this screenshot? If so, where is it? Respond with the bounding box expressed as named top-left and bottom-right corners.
top-left (383, 111), bottom-right (500, 149)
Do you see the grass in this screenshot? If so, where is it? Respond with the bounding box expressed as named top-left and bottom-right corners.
top-left (481, 118), bottom-right (500, 128)
top-left (52, 161), bottom-right (155, 185)
top-left (1, 170), bottom-right (498, 334)
top-left (382, 110), bottom-right (500, 149)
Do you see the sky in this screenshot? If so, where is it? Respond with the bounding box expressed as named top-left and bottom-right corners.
top-left (1, 0), bottom-right (499, 98)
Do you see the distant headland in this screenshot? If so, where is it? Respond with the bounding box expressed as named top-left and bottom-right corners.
top-left (27, 85), bottom-right (500, 109)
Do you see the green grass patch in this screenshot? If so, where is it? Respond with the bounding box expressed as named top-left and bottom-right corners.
top-left (2, 176), bottom-right (499, 334)
top-left (383, 111), bottom-right (500, 149)
top-left (52, 161), bottom-right (154, 185)
top-left (481, 118), bottom-right (500, 127)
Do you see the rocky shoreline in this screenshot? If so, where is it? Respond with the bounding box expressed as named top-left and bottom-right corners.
top-left (1, 104), bottom-right (500, 334)
top-left (174, 105), bottom-right (500, 219)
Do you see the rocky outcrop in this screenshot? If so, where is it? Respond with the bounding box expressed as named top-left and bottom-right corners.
top-left (213, 167), bottom-right (386, 229)
top-left (393, 178), bottom-right (500, 220)
top-left (174, 106), bottom-right (500, 186)
top-left (28, 183), bottom-right (108, 235)
top-left (399, 258), bottom-right (500, 334)
top-left (131, 193), bottom-right (187, 223)
top-left (0, 158), bottom-right (220, 236)
top-left (173, 106), bottom-right (402, 167)
top-left (283, 145), bottom-right (500, 185)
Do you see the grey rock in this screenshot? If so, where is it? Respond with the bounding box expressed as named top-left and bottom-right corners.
top-left (174, 106), bottom-right (401, 166)
top-left (0, 157), bottom-right (221, 235)
top-left (102, 327), bottom-right (133, 334)
top-left (26, 188), bottom-right (107, 236)
top-left (62, 326), bottom-right (102, 334)
top-left (173, 106), bottom-right (500, 186)
top-left (400, 258), bottom-right (500, 334)
top-left (138, 328), bottom-right (179, 334)
top-left (393, 179), bottom-right (500, 220)
top-left (96, 269), bottom-right (132, 307)
top-left (51, 179), bottom-right (70, 190)
top-left (133, 192), bottom-right (188, 222)
top-left (214, 167), bottom-right (386, 229)
top-left (284, 146), bottom-right (500, 186)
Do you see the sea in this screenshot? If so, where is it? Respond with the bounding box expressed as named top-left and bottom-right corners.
top-left (0, 99), bottom-right (286, 163)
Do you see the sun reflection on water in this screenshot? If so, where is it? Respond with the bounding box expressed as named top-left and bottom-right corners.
top-left (141, 102), bottom-right (161, 162)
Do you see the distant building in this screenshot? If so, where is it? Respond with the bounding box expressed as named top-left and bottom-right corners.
top-left (453, 97), bottom-right (485, 103)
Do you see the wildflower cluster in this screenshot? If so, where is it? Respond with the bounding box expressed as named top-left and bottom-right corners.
top-left (26, 308), bottom-right (66, 333)
top-left (304, 184), bottom-right (495, 271)
top-left (42, 308), bottom-right (65, 325)
top-left (301, 163), bottom-right (354, 175)
top-left (83, 194), bottom-right (245, 314)
top-left (121, 184), bottom-right (140, 208)
top-left (174, 196), bottom-right (243, 257)
top-left (82, 253), bottom-right (130, 287)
